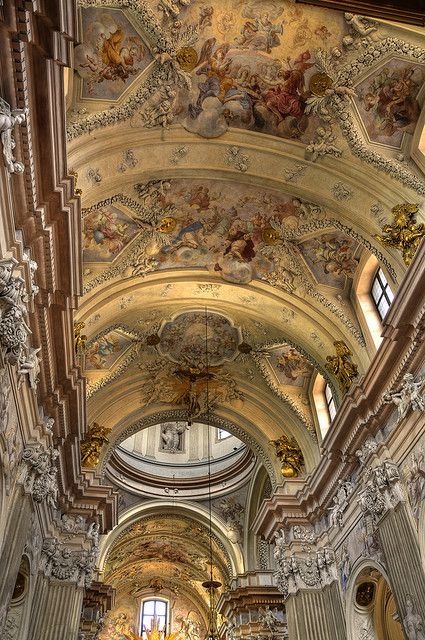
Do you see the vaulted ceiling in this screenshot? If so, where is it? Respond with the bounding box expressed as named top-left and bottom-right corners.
top-left (67, 0), bottom-right (425, 478)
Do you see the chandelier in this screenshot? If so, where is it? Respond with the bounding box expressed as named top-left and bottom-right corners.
top-left (201, 307), bottom-right (222, 640)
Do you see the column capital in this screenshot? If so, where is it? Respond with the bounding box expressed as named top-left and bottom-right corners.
top-left (20, 444), bottom-right (59, 508)
top-left (40, 537), bottom-right (98, 589)
top-left (274, 540), bottom-right (337, 599)
top-left (358, 459), bottom-right (404, 525)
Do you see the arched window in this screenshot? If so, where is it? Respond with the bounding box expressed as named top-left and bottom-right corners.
top-left (371, 268), bottom-right (394, 320)
top-left (354, 255), bottom-right (394, 351)
top-left (312, 373), bottom-right (336, 440)
top-left (141, 599), bottom-right (168, 638)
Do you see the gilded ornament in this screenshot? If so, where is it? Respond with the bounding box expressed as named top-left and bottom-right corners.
top-left (270, 434), bottom-right (304, 478)
top-left (375, 203), bottom-right (425, 266)
top-left (176, 47), bottom-right (198, 71)
top-left (262, 226), bottom-right (281, 245)
top-left (309, 72), bottom-right (333, 96)
top-left (325, 341), bottom-right (358, 394)
top-left (158, 216), bottom-right (177, 233)
top-left (74, 321), bottom-right (87, 356)
top-left (69, 169), bottom-right (82, 196)
top-left (80, 422), bottom-right (111, 468)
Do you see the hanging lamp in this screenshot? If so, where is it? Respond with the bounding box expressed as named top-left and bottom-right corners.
top-left (201, 308), bottom-right (222, 640)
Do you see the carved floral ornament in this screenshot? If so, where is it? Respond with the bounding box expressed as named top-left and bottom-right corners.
top-left (0, 258), bottom-right (41, 389)
top-left (20, 444), bottom-right (60, 508)
top-left (273, 533), bottom-right (338, 599)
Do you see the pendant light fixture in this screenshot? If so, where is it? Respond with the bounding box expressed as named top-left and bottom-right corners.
top-left (201, 307), bottom-right (222, 640)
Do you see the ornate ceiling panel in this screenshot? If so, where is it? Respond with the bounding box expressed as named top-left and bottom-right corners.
top-left (68, 0), bottom-right (425, 482)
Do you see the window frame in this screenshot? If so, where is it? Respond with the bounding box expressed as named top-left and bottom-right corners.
top-left (140, 598), bottom-right (168, 638)
top-left (370, 268), bottom-right (394, 321)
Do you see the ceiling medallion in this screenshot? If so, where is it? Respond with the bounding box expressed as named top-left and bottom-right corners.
top-left (176, 46), bottom-right (199, 71)
top-left (309, 72), bottom-right (333, 96)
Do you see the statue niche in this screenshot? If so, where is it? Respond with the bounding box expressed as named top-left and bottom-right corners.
top-left (160, 422), bottom-right (187, 453)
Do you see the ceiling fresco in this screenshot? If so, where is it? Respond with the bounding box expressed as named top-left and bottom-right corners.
top-left (104, 515), bottom-right (230, 599)
top-left (353, 58), bottom-right (425, 148)
top-left (69, 0), bottom-right (425, 496)
top-left (267, 345), bottom-right (314, 388)
top-left (81, 178), bottom-right (368, 295)
top-left (75, 8), bottom-right (153, 100)
top-left (83, 205), bottom-right (139, 262)
top-left (68, 0), bottom-right (425, 196)
top-left (85, 328), bottom-right (134, 370)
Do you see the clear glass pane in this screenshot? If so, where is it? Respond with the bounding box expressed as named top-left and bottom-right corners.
top-left (143, 601), bottom-right (155, 615)
top-left (371, 279), bottom-right (382, 304)
top-left (378, 269), bottom-right (388, 287)
top-left (386, 285), bottom-right (394, 303)
top-left (325, 384), bottom-right (332, 403)
top-left (218, 429), bottom-right (230, 440)
top-left (156, 602), bottom-right (166, 616)
top-left (328, 399), bottom-right (337, 421)
top-left (378, 298), bottom-right (389, 319)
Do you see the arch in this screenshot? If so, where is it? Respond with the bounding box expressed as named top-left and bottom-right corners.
top-left (98, 499), bottom-right (244, 578)
top-left (345, 558), bottom-right (403, 640)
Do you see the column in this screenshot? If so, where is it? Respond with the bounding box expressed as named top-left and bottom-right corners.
top-left (274, 533), bottom-right (346, 640)
top-left (28, 575), bottom-right (84, 640)
top-left (378, 502), bottom-right (425, 620)
top-left (286, 581), bottom-right (346, 640)
top-left (359, 460), bottom-right (425, 631)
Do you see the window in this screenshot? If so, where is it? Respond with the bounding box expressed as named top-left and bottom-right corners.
top-left (325, 383), bottom-right (337, 422)
top-left (371, 269), bottom-right (394, 320)
top-left (217, 428), bottom-right (230, 440)
top-left (141, 599), bottom-right (167, 638)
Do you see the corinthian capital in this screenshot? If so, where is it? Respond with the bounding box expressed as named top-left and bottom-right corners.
top-left (20, 444), bottom-right (59, 508)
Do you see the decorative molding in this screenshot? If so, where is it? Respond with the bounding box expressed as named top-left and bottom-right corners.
top-left (358, 460), bottom-right (404, 525)
top-left (274, 540), bottom-right (338, 598)
top-left (224, 146), bottom-right (250, 173)
top-left (305, 126), bottom-right (342, 162)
